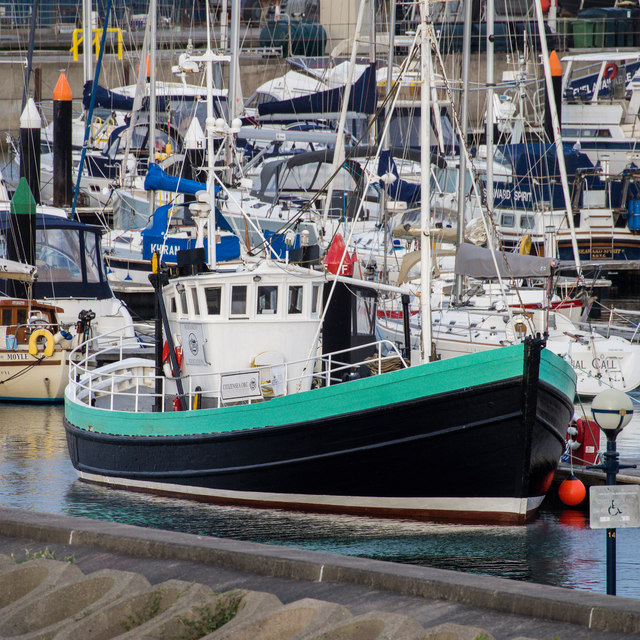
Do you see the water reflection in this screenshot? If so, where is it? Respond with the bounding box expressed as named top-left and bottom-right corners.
top-left (1, 401), bottom-right (640, 597)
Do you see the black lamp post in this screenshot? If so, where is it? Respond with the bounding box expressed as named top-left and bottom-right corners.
top-left (589, 389), bottom-right (635, 596)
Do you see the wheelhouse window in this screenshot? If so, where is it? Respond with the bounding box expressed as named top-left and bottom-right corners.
top-left (205, 287), bottom-right (222, 315)
top-left (257, 285), bottom-right (278, 314)
top-left (179, 287), bottom-right (188, 314)
top-left (311, 284), bottom-right (321, 315)
top-left (354, 290), bottom-right (376, 336)
top-left (500, 214), bottom-right (515, 228)
top-left (520, 215), bottom-right (535, 230)
top-left (169, 296), bottom-right (177, 313)
top-left (191, 288), bottom-right (200, 315)
top-left (288, 285), bottom-right (303, 314)
top-left (231, 285), bottom-right (247, 315)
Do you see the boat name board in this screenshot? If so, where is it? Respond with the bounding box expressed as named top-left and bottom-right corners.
top-left (220, 370), bottom-right (263, 402)
top-left (590, 485), bottom-right (640, 529)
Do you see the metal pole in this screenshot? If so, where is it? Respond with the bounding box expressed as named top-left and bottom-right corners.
top-left (454, 0), bottom-right (472, 304)
top-left (605, 438), bottom-right (619, 596)
top-left (419, 0), bottom-right (432, 364)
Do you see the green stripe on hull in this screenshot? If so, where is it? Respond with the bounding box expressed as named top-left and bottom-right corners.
top-left (65, 343), bottom-right (576, 438)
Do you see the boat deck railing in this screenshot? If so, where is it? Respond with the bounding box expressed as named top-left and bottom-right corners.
top-left (67, 325), bottom-right (408, 412)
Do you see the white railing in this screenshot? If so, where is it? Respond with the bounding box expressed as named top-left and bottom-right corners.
top-left (68, 325), bottom-right (407, 413)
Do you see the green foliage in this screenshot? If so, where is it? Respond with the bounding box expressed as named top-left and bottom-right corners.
top-left (121, 592), bottom-right (164, 631)
top-left (179, 592), bottom-right (242, 640)
top-left (12, 547), bottom-right (56, 563)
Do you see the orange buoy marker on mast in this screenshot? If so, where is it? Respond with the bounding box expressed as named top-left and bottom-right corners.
top-left (544, 50), bottom-right (563, 142)
top-left (53, 72), bottom-right (73, 207)
top-left (558, 473), bottom-right (587, 506)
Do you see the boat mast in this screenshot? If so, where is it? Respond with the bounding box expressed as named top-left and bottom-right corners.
top-left (205, 0), bottom-right (218, 269)
top-left (147, 0), bottom-right (157, 223)
top-left (320, 0), bottom-right (368, 236)
top-left (82, 0), bottom-right (93, 88)
top-left (485, 0), bottom-right (495, 238)
top-left (533, 1), bottom-right (581, 273)
top-left (381, 0), bottom-right (397, 283)
top-left (453, 0), bottom-right (472, 304)
top-left (419, 0), bottom-right (432, 364)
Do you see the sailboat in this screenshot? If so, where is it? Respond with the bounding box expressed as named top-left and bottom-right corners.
top-left (62, 0), bottom-right (577, 525)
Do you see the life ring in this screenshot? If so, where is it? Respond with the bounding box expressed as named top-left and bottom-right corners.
top-left (28, 328), bottom-right (55, 357)
top-left (162, 340), bottom-right (183, 377)
top-left (518, 234), bottom-right (532, 255)
top-left (566, 419), bottom-right (584, 451)
top-left (604, 62), bottom-right (618, 81)
top-left (504, 314), bottom-right (534, 343)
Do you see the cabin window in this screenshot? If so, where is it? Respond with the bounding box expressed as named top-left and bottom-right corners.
top-left (35, 230), bottom-right (83, 282)
top-left (311, 284), bottom-right (321, 314)
top-left (354, 291), bottom-right (376, 336)
top-left (169, 296), bottom-right (177, 314)
top-left (520, 215), bottom-right (535, 229)
top-left (231, 285), bottom-right (247, 315)
top-left (2, 309), bottom-right (11, 326)
top-left (179, 288), bottom-right (188, 314)
top-left (191, 288), bottom-right (200, 315)
top-left (83, 232), bottom-right (103, 282)
top-left (500, 214), bottom-right (515, 228)
top-left (16, 309), bottom-right (27, 326)
top-left (205, 287), bottom-right (221, 315)
top-left (288, 286), bottom-right (303, 314)
top-left (257, 285), bottom-right (278, 315)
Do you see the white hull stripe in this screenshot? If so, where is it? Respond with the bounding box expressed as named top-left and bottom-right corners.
top-left (77, 471), bottom-right (545, 519)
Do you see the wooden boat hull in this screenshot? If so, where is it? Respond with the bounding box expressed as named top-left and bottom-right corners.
top-left (64, 340), bottom-right (576, 524)
top-left (0, 350), bottom-right (69, 402)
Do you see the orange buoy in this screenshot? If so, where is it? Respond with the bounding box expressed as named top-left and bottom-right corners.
top-left (558, 474), bottom-right (586, 506)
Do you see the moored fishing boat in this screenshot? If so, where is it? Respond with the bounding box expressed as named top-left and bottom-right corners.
top-left (63, 0), bottom-right (577, 525)
top-left (63, 254), bottom-right (577, 524)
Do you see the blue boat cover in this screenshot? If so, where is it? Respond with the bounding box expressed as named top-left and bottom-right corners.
top-left (257, 62), bottom-right (377, 118)
top-left (141, 203), bottom-right (239, 262)
top-left (82, 81), bottom-right (171, 112)
top-left (377, 149), bottom-right (421, 205)
top-left (83, 81), bottom-right (134, 111)
top-left (144, 163), bottom-right (221, 197)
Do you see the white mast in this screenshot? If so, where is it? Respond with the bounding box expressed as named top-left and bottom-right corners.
top-left (321, 0), bottom-right (368, 236)
top-left (82, 0), bottom-right (94, 85)
top-left (205, 0), bottom-right (218, 269)
top-left (147, 0), bottom-right (157, 224)
top-left (485, 0), bottom-right (495, 230)
top-left (419, 0), bottom-right (432, 364)
top-left (533, 0), bottom-right (581, 272)
top-left (454, 0), bottom-right (472, 304)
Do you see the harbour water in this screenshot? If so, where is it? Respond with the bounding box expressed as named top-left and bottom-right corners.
top-left (2, 399), bottom-right (640, 598)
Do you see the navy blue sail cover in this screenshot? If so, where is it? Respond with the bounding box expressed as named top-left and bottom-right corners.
top-left (257, 62), bottom-right (378, 118)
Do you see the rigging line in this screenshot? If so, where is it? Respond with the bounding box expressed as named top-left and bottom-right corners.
top-left (0, 355), bottom-right (46, 385)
